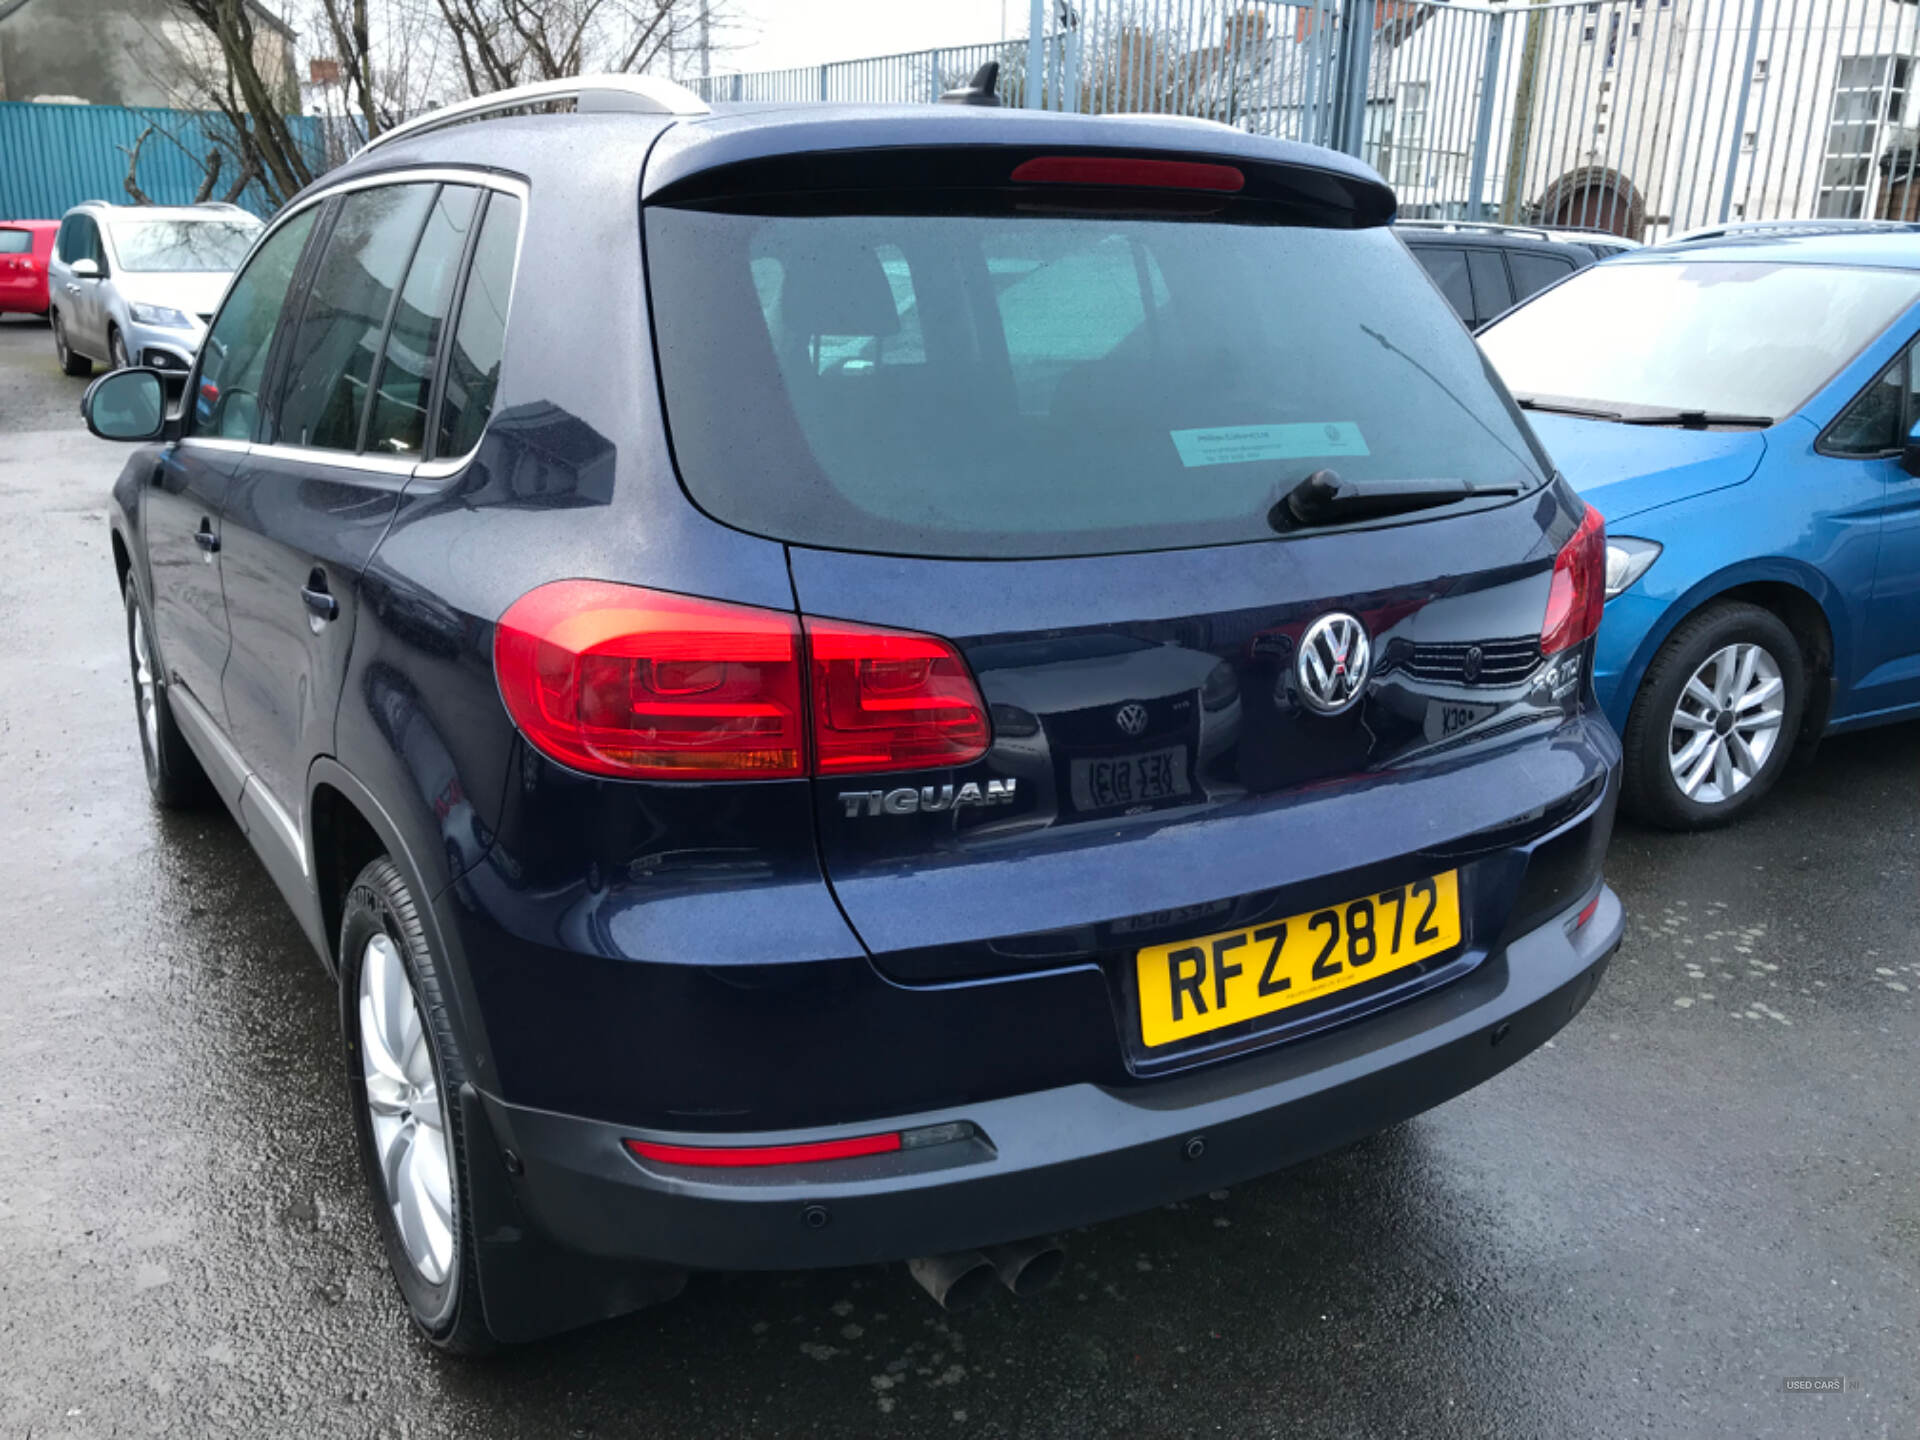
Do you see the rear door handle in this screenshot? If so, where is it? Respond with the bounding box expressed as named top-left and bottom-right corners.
top-left (194, 523), bottom-right (219, 555)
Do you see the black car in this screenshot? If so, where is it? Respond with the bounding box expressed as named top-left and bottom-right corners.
top-left (1398, 221), bottom-right (1597, 328)
top-left (89, 76), bottom-right (1624, 1350)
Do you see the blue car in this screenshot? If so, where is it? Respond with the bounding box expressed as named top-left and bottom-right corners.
top-left (1479, 229), bottom-right (1920, 828)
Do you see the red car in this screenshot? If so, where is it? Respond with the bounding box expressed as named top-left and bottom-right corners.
top-left (0, 220), bottom-right (59, 316)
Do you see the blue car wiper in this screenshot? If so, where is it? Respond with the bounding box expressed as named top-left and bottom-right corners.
top-left (1513, 395), bottom-right (1624, 421)
top-left (1617, 409), bottom-right (1772, 429)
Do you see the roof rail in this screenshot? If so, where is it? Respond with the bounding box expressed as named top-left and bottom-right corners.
top-left (1395, 218), bottom-right (1555, 242)
top-left (1664, 217), bottom-right (1920, 245)
top-left (357, 73), bottom-right (708, 158)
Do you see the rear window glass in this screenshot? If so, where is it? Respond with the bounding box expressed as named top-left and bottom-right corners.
top-left (0, 230), bottom-right (32, 255)
top-left (646, 211), bottom-right (1547, 558)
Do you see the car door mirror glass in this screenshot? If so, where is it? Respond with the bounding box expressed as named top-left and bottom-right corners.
top-left (70, 257), bottom-right (100, 280)
top-left (84, 368), bottom-right (167, 441)
top-left (1903, 420), bottom-right (1920, 478)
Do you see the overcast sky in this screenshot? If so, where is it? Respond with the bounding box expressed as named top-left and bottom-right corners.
top-left (719, 0), bottom-right (1021, 74)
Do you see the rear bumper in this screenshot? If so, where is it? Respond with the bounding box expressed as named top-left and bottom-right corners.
top-left (479, 884), bottom-right (1622, 1271)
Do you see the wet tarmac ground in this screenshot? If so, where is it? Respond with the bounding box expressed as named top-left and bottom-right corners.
top-left (1, 311), bottom-right (1916, 1438)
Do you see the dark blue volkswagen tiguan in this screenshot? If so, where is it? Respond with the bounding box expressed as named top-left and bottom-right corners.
top-left (89, 75), bottom-right (1623, 1350)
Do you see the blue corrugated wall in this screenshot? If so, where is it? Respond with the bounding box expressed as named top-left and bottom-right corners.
top-left (0, 102), bottom-right (330, 220)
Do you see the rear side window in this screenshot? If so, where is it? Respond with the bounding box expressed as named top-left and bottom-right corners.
top-left (0, 230), bottom-right (31, 255)
top-left (1466, 249), bottom-right (1509, 324)
top-left (365, 185), bottom-right (481, 456)
top-left (646, 211), bottom-right (1547, 558)
top-left (1412, 245), bottom-right (1472, 319)
top-left (189, 208), bottom-right (318, 441)
top-left (1509, 251), bottom-right (1575, 301)
top-left (276, 183), bottom-right (436, 451)
top-left (437, 193), bottom-right (520, 458)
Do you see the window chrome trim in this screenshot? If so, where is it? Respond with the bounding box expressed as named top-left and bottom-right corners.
top-left (248, 442), bottom-right (419, 477)
top-left (414, 183), bottom-right (530, 480)
top-left (177, 436), bottom-right (251, 454)
top-left (184, 167), bottom-right (529, 463)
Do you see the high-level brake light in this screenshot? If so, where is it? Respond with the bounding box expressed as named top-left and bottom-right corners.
top-left (1009, 156), bottom-right (1246, 192)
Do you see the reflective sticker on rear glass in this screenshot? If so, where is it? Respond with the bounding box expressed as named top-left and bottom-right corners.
top-left (1169, 422), bottom-right (1370, 468)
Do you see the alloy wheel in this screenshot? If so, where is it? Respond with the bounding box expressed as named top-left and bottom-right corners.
top-left (130, 602), bottom-right (159, 768)
top-left (1667, 642), bottom-right (1784, 805)
top-left (111, 330), bottom-right (129, 369)
top-left (53, 311), bottom-right (67, 365)
top-left (358, 933), bottom-right (454, 1285)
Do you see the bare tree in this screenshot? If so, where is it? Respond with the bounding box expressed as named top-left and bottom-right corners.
top-left (119, 122), bottom-right (256, 206)
top-left (166, 0), bottom-right (316, 204)
top-left (304, 0), bottom-right (462, 139)
top-left (432, 0), bottom-right (731, 95)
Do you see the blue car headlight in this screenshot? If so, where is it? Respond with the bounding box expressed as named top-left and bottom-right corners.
top-left (1604, 537), bottom-right (1661, 600)
top-left (128, 302), bottom-right (193, 329)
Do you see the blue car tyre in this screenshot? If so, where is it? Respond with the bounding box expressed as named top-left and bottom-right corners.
top-left (1621, 601), bottom-right (1804, 829)
top-left (339, 858), bottom-right (494, 1355)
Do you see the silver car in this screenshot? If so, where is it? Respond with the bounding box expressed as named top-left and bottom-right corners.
top-left (49, 201), bottom-right (262, 379)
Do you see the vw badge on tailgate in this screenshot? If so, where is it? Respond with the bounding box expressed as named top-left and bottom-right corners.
top-left (1295, 613), bottom-right (1371, 715)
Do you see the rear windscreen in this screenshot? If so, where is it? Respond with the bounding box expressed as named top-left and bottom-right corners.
top-left (646, 209), bottom-right (1548, 558)
top-left (0, 230), bottom-right (32, 254)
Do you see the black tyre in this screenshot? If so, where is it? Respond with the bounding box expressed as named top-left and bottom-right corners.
top-left (124, 576), bottom-right (211, 808)
top-left (1620, 601), bottom-right (1804, 830)
top-left (53, 306), bottom-right (90, 376)
top-left (109, 325), bottom-right (130, 371)
top-left (339, 857), bottom-right (494, 1354)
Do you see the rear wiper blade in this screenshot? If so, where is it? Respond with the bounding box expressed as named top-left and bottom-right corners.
top-left (1513, 395), bottom-right (1624, 421)
top-left (1617, 409), bottom-right (1772, 429)
top-left (1273, 469), bottom-right (1523, 531)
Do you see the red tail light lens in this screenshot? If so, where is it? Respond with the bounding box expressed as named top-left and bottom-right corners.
top-left (1010, 156), bottom-right (1246, 192)
top-left (625, 1131), bottom-right (902, 1168)
top-left (806, 617), bottom-right (991, 774)
top-left (494, 583), bottom-right (991, 780)
top-left (1540, 506), bottom-right (1606, 656)
top-left (494, 581), bottom-right (805, 780)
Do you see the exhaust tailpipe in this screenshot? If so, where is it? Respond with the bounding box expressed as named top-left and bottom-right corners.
top-left (907, 1251), bottom-right (998, 1312)
top-left (982, 1236), bottom-right (1066, 1297)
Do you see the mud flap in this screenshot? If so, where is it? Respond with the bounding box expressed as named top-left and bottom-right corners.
top-left (459, 1084), bottom-right (687, 1344)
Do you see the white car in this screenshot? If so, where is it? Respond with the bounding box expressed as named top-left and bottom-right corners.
top-left (48, 201), bottom-right (262, 378)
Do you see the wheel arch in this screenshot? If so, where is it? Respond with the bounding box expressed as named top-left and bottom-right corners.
top-left (110, 526), bottom-right (132, 596)
top-left (1612, 559), bottom-right (1842, 738)
top-left (305, 757), bottom-right (497, 1080)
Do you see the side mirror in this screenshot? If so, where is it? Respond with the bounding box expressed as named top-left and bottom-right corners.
top-left (1904, 420), bottom-right (1920, 478)
top-left (82, 368), bottom-right (171, 442)
top-left (70, 257), bottom-right (101, 280)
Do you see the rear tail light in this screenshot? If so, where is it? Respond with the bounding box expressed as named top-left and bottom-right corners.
top-left (494, 581), bottom-right (990, 781)
top-left (1540, 506), bottom-right (1606, 656)
top-left (494, 581), bottom-right (806, 780)
top-left (806, 618), bottom-right (990, 774)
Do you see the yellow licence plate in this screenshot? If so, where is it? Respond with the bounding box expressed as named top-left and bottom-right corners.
top-left (1134, 871), bottom-right (1463, 1048)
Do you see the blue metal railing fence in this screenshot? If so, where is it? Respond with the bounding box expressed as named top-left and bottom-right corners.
top-left (0, 101), bottom-right (331, 220)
